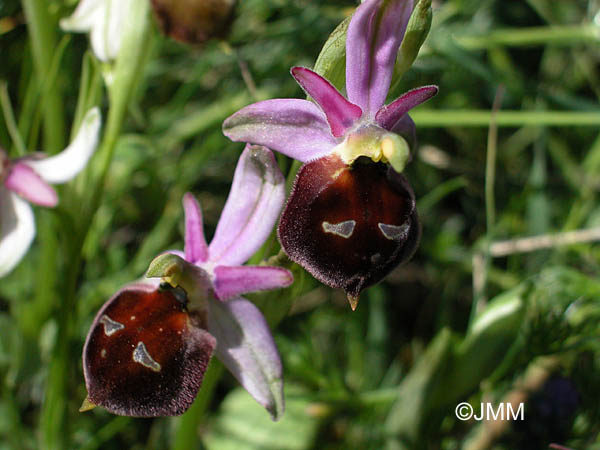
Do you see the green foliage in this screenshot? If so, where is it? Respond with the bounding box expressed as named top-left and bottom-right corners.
top-left (205, 386), bottom-right (319, 450)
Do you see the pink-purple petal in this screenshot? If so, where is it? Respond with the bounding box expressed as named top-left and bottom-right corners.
top-left (346, 0), bottom-right (414, 115)
top-left (206, 296), bottom-right (284, 420)
top-left (375, 85), bottom-right (438, 130)
top-left (222, 99), bottom-right (337, 163)
top-left (208, 145), bottom-right (285, 266)
top-left (4, 162), bottom-right (58, 207)
top-left (291, 67), bottom-right (362, 138)
top-left (182, 193), bottom-right (209, 263)
top-left (212, 265), bottom-right (293, 301)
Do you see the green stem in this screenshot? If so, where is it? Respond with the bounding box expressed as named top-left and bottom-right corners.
top-left (411, 110), bottom-right (600, 127)
top-left (84, 5), bottom-right (152, 223)
top-left (19, 212), bottom-right (59, 339)
top-left (171, 361), bottom-right (225, 450)
top-left (0, 82), bottom-right (26, 156)
top-left (485, 97), bottom-right (502, 241)
top-left (20, 2), bottom-right (65, 447)
top-left (1, 382), bottom-right (28, 449)
top-left (471, 88), bottom-right (504, 325)
top-left (21, 0), bottom-right (65, 152)
top-left (39, 3), bottom-right (151, 449)
top-left (39, 239), bottom-right (83, 450)
top-left (80, 417), bottom-right (132, 450)
top-left (456, 24), bottom-right (600, 49)
top-left (418, 176), bottom-right (467, 214)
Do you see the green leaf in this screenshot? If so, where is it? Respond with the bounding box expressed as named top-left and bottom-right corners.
top-left (204, 386), bottom-right (320, 450)
top-left (384, 328), bottom-right (456, 449)
top-left (449, 284), bottom-right (528, 397)
top-left (313, 16), bottom-right (350, 91)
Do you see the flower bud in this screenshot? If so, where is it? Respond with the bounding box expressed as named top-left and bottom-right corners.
top-left (278, 155), bottom-right (420, 309)
top-left (395, 0), bottom-right (432, 80)
top-left (151, 0), bottom-right (236, 44)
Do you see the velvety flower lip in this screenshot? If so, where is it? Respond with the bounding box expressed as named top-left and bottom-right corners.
top-left (61, 0), bottom-right (130, 62)
top-left (222, 0), bottom-right (437, 305)
top-left (82, 282), bottom-right (217, 417)
top-left (0, 108), bottom-right (101, 277)
top-left (84, 144), bottom-right (292, 419)
top-left (278, 157), bottom-right (420, 307)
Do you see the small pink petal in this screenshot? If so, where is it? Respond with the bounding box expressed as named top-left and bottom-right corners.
top-left (375, 85), bottom-right (438, 130)
top-left (291, 67), bottom-right (362, 137)
top-left (182, 193), bottom-right (209, 263)
top-left (4, 162), bottom-right (58, 207)
top-left (213, 265), bottom-right (293, 300)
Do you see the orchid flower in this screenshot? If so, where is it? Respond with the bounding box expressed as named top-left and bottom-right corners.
top-left (0, 108), bottom-right (101, 277)
top-left (223, 0), bottom-right (437, 309)
top-left (82, 145), bottom-right (292, 419)
top-left (60, 0), bottom-right (130, 62)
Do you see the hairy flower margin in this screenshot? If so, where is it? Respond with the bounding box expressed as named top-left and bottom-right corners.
top-left (0, 108), bottom-right (101, 277)
top-left (82, 145), bottom-right (292, 419)
top-left (223, 0), bottom-right (438, 308)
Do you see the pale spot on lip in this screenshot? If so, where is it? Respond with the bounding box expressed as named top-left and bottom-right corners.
top-left (378, 222), bottom-right (410, 241)
top-left (133, 342), bottom-right (162, 372)
top-left (322, 220), bottom-right (356, 238)
top-left (100, 349), bottom-right (107, 358)
top-left (99, 315), bottom-right (125, 336)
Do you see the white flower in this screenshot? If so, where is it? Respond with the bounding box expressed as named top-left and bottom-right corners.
top-left (60, 0), bottom-right (131, 62)
top-left (0, 108), bottom-right (101, 276)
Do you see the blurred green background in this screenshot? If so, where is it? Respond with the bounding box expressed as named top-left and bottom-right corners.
top-left (1, 0), bottom-right (599, 448)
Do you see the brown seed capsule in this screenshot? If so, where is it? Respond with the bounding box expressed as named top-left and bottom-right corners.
top-left (278, 155), bottom-right (419, 306)
top-left (82, 283), bottom-right (216, 417)
top-left (151, 0), bottom-right (236, 44)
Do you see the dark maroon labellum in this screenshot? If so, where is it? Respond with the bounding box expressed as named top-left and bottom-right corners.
top-left (151, 0), bottom-right (236, 45)
top-left (278, 155), bottom-right (420, 303)
top-left (83, 283), bottom-right (216, 417)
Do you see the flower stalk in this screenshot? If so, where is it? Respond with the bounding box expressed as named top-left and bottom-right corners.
top-left (39, 2), bottom-right (152, 448)
top-left (21, 0), bottom-right (65, 153)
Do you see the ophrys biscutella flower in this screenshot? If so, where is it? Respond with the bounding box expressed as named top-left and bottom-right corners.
top-left (0, 108), bottom-right (101, 277)
top-left (223, 0), bottom-right (437, 309)
top-left (82, 145), bottom-right (292, 419)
